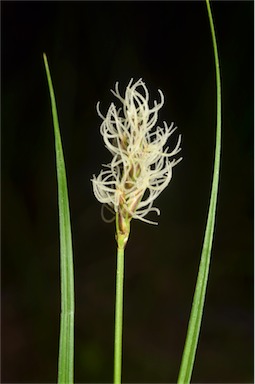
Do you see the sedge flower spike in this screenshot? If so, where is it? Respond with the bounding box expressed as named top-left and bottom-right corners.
top-left (92, 78), bottom-right (182, 248)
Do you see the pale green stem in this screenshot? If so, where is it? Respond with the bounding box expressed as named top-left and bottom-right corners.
top-left (114, 245), bottom-right (125, 384)
top-left (177, 1), bottom-right (221, 383)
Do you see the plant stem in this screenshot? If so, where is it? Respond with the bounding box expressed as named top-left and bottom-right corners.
top-left (114, 245), bottom-right (125, 384)
top-left (177, 0), bottom-right (222, 383)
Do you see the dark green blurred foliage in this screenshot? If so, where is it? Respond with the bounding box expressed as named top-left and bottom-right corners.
top-left (2, 1), bottom-right (253, 383)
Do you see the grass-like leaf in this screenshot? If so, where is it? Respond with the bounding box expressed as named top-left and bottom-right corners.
top-left (43, 53), bottom-right (75, 384)
top-left (177, 1), bottom-right (222, 382)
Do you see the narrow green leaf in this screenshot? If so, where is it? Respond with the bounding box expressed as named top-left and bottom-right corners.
top-left (177, 1), bottom-right (222, 383)
top-left (43, 53), bottom-right (75, 384)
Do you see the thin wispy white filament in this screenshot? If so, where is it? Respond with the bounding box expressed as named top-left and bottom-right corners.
top-left (92, 78), bottom-right (182, 225)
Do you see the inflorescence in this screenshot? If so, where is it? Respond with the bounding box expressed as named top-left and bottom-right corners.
top-left (92, 78), bottom-right (182, 227)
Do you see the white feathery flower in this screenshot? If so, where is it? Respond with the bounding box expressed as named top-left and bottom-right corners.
top-left (92, 78), bottom-right (182, 229)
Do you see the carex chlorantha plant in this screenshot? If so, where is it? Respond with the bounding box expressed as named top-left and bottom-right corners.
top-left (44, 2), bottom-right (220, 383)
top-left (92, 78), bottom-right (182, 249)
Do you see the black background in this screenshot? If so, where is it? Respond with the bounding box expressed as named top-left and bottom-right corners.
top-left (2, 1), bottom-right (253, 383)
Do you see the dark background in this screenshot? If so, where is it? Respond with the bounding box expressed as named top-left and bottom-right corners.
top-left (2, 1), bottom-right (253, 383)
